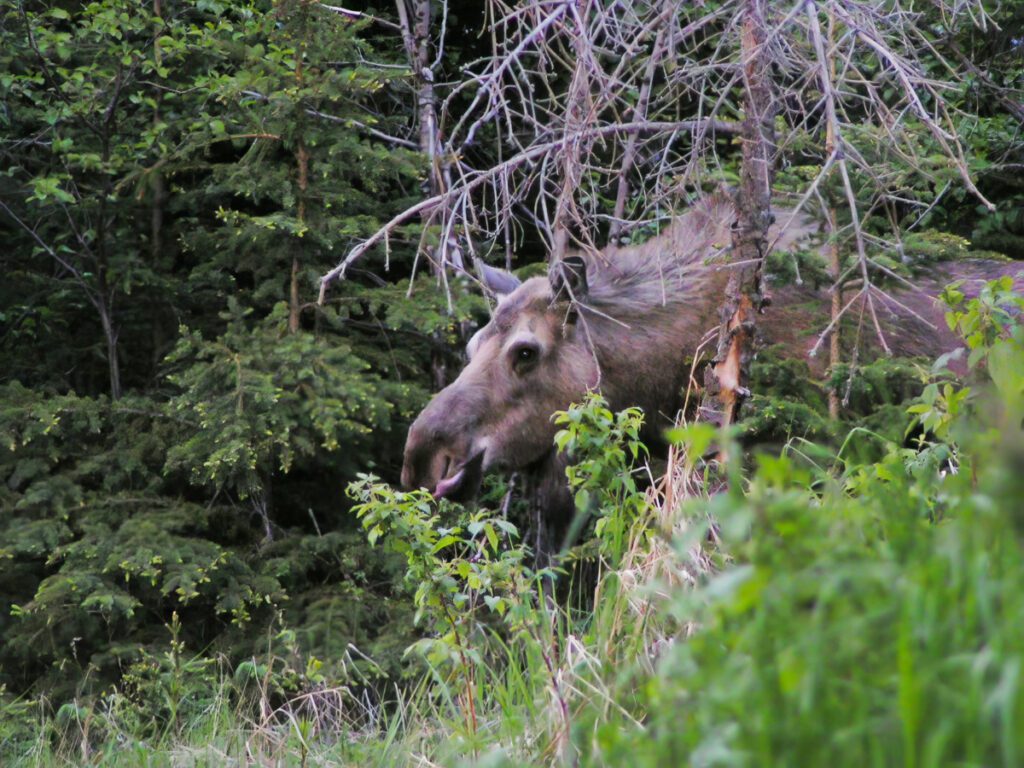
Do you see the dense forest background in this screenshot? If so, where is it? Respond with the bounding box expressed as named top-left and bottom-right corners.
top-left (1, 0), bottom-right (1023, 763)
top-left (0, 0), bottom-right (499, 701)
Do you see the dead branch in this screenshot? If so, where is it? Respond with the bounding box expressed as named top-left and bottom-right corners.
top-left (318, 118), bottom-right (740, 302)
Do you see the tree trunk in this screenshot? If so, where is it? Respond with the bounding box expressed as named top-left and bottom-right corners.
top-left (398, 0), bottom-right (455, 388)
top-left (99, 304), bottom-right (122, 401)
top-left (150, 0), bottom-right (166, 375)
top-left (397, 0), bottom-right (442, 217)
top-left (289, 139), bottom-right (308, 334)
top-left (824, 6), bottom-right (841, 420)
top-left (289, 6), bottom-right (310, 335)
top-left (698, 0), bottom-right (776, 430)
top-left (96, 194), bottom-right (122, 400)
top-left (826, 203), bottom-right (842, 419)
top-left (151, 0), bottom-right (164, 266)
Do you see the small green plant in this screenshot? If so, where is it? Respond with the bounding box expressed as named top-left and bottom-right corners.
top-left (120, 612), bottom-right (220, 739)
top-left (910, 275), bottom-right (1024, 441)
top-left (554, 394), bottom-right (649, 566)
top-left (347, 477), bottom-right (531, 733)
top-left (0, 688), bottom-right (39, 764)
top-left (941, 275), bottom-right (1024, 366)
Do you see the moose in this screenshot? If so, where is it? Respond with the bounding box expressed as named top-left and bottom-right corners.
top-left (401, 193), bottom-right (1019, 538)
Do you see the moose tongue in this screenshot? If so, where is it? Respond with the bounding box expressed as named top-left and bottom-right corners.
top-left (433, 467), bottom-right (466, 499)
top-left (433, 450), bottom-right (485, 501)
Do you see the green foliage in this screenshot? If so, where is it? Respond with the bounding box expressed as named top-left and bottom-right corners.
top-left (0, 0), bottom-right (446, 707)
top-left (0, 382), bottom-right (283, 697)
top-left (743, 347), bottom-right (930, 451)
top-left (626, 442), bottom-right (1024, 765)
top-left (165, 299), bottom-right (420, 493)
top-left (554, 394), bottom-right (649, 566)
top-left (118, 612), bottom-right (221, 738)
top-left (941, 274), bottom-right (1024, 369)
top-left (174, 0), bottom-right (425, 314)
top-left (348, 476), bottom-right (532, 729)
top-left (741, 393), bottom-right (833, 443)
top-left (908, 275), bottom-right (1024, 443)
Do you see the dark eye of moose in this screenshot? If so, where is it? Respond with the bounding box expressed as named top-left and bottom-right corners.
top-left (511, 343), bottom-right (539, 372)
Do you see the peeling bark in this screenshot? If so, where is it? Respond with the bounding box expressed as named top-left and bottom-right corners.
top-left (699, 0), bottom-right (776, 430)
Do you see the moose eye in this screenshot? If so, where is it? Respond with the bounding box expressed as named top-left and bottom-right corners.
top-left (510, 343), bottom-right (540, 372)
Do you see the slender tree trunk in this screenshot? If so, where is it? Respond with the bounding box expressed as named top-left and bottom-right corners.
top-left (824, 6), bottom-right (841, 420)
top-left (826, 203), bottom-right (842, 419)
top-left (98, 304), bottom-right (122, 401)
top-left (150, 0), bottom-right (166, 375)
top-left (411, 0), bottom-right (436, 189)
top-left (290, 138), bottom-right (308, 334)
top-left (699, 0), bottom-right (776, 430)
top-left (289, 5), bottom-right (310, 335)
top-left (289, 255), bottom-right (301, 334)
top-left (397, 0), bottom-right (442, 215)
top-left (151, 0), bottom-right (164, 266)
top-left (398, 0), bottom-right (454, 388)
top-left (97, 132), bottom-right (123, 400)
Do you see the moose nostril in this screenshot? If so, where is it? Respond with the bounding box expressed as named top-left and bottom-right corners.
top-left (401, 439), bottom-right (446, 491)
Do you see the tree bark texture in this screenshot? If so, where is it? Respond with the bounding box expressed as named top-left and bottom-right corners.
top-left (397, 0), bottom-right (456, 388)
top-left (699, 0), bottom-right (777, 429)
top-left (823, 4), bottom-right (841, 420)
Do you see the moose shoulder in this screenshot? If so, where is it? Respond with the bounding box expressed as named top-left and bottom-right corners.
top-left (401, 194), bottom-right (1019, 524)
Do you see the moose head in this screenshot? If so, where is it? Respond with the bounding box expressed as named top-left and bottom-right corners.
top-left (400, 195), bottom-right (748, 505)
top-left (400, 257), bottom-right (600, 502)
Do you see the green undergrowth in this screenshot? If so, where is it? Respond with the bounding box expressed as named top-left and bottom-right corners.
top-left (5, 281), bottom-right (1024, 766)
top-left (743, 347), bottom-right (937, 460)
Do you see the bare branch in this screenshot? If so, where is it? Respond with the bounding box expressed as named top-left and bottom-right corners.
top-left (318, 119), bottom-right (740, 303)
top-left (307, 110), bottom-right (419, 149)
top-left (319, 4), bottom-right (402, 30)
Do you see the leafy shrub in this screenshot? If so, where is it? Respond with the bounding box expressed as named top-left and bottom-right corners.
top-left (554, 395), bottom-right (649, 566)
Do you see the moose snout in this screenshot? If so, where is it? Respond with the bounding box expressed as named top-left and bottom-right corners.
top-left (401, 417), bottom-right (459, 492)
top-left (400, 424), bottom-right (437, 491)
top-left (401, 394), bottom-right (487, 501)
top-left (401, 375), bottom-right (492, 499)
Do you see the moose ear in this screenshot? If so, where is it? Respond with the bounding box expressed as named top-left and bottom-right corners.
top-left (477, 262), bottom-right (522, 298)
top-left (550, 254), bottom-right (589, 303)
